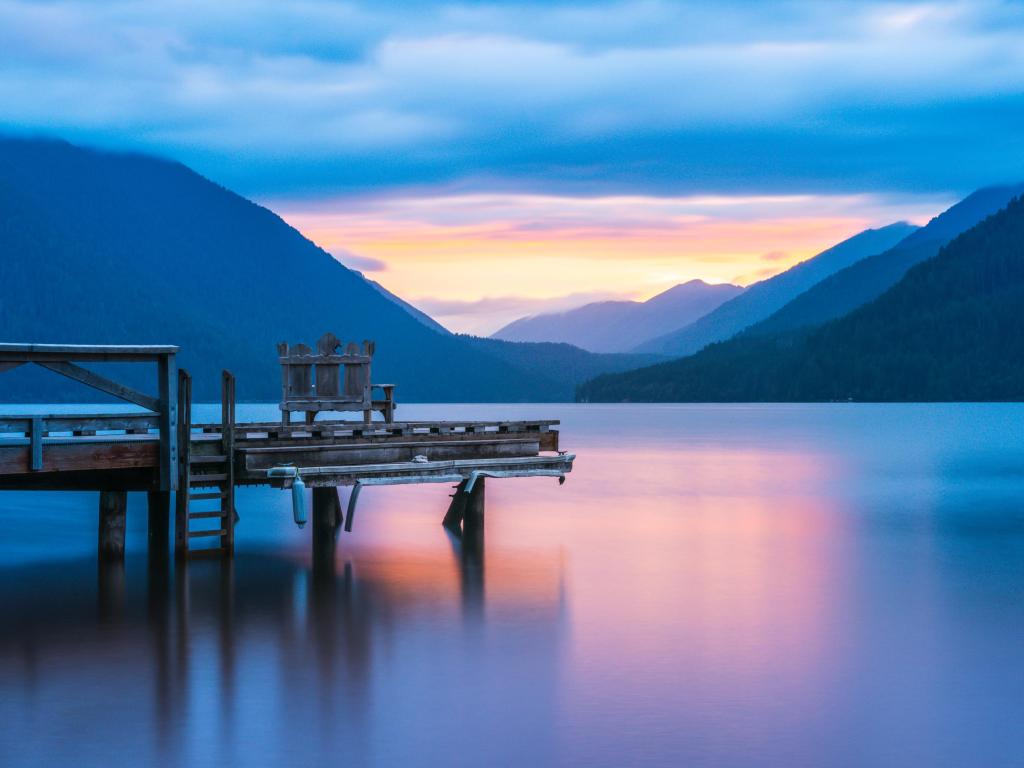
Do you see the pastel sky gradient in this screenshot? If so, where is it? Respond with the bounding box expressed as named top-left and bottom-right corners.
top-left (2, 0), bottom-right (1022, 332)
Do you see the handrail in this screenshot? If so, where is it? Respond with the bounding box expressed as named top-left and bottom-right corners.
top-left (0, 344), bottom-right (178, 489)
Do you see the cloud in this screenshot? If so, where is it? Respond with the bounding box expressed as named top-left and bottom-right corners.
top-left (761, 250), bottom-right (789, 262)
top-left (331, 249), bottom-right (388, 272)
top-left (0, 0), bottom-right (1023, 198)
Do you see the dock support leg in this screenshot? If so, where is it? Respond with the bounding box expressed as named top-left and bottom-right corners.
top-left (99, 489), bottom-right (128, 561)
top-left (462, 476), bottom-right (485, 547)
top-left (148, 490), bottom-right (170, 558)
top-left (443, 477), bottom-right (485, 541)
top-left (312, 487), bottom-right (342, 573)
top-left (443, 480), bottom-right (469, 532)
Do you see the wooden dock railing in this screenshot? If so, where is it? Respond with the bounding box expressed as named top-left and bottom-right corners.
top-left (0, 344), bottom-right (179, 491)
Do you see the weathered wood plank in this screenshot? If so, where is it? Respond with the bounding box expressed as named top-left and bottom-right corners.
top-left (0, 439), bottom-right (159, 476)
top-left (0, 344), bottom-right (177, 366)
top-left (241, 437), bottom-right (541, 474)
top-left (268, 453), bottom-right (574, 488)
top-left (0, 413), bottom-right (160, 434)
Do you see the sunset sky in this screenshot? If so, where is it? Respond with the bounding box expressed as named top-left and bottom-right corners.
top-left (3, 0), bottom-right (1022, 332)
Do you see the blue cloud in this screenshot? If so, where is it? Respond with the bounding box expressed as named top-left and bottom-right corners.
top-left (331, 249), bottom-right (388, 273)
top-left (0, 0), bottom-right (1022, 199)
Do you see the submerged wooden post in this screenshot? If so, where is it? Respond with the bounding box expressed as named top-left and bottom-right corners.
top-left (312, 487), bottom-right (342, 572)
top-left (443, 476), bottom-right (485, 540)
top-left (312, 486), bottom-right (343, 529)
top-left (462, 477), bottom-right (485, 542)
top-left (98, 489), bottom-right (128, 560)
top-left (148, 490), bottom-right (170, 556)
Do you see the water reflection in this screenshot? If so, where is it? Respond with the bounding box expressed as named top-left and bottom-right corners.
top-left (0, 534), bottom-right (566, 767)
top-left (3, 404), bottom-right (1024, 766)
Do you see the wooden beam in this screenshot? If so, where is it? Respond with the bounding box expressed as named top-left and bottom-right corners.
top-left (0, 413), bottom-right (158, 434)
top-left (99, 490), bottom-right (128, 561)
top-left (174, 369), bottom-right (192, 560)
top-left (0, 438), bottom-right (158, 477)
top-left (0, 343), bottom-right (178, 361)
top-left (37, 361), bottom-right (160, 411)
top-left (240, 437), bottom-right (541, 475)
top-left (221, 369), bottom-right (235, 555)
top-left (158, 354), bottom-right (177, 492)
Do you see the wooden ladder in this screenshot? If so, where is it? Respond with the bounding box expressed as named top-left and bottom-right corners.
top-left (175, 370), bottom-right (236, 559)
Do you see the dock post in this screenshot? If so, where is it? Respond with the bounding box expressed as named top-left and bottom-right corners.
top-left (443, 479), bottom-right (469, 532)
top-left (462, 476), bottom-right (486, 544)
top-left (148, 490), bottom-right (170, 557)
top-left (444, 476), bottom-right (485, 541)
top-left (98, 489), bottom-right (128, 560)
top-left (312, 487), bottom-right (342, 572)
top-left (174, 369), bottom-right (192, 560)
top-left (221, 370), bottom-right (236, 557)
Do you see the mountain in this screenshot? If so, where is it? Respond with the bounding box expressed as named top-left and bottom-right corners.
top-left (634, 222), bottom-right (917, 356)
top-left (492, 280), bottom-right (743, 352)
top-left (745, 183), bottom-right (1024, 337)
top-left (463, 336), bottom-right (661, 394)
top-left (363, 276), bottom-right (451, 335)
top-left (0, 137), bottom-right (645, 403)
top-left (578, 194), bottom-right (1024, 402)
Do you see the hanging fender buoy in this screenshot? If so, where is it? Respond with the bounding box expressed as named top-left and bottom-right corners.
top-left (291, 475), bottom-right (307, 528)
top-left (266, 466), bottom-right (308, 529)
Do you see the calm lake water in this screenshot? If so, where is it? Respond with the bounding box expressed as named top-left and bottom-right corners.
top-left (1, 403), bottom-right (1023, 767)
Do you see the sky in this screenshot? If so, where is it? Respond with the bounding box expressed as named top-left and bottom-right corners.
top-left (2, 0), bottom-right (1023, 333)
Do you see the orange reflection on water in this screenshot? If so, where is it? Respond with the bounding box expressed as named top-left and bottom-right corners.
top-left (552, 444), bottom-right (852, 699)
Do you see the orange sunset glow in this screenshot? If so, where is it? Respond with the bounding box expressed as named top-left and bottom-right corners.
top-left (273, 192), bottom-right (945, 333)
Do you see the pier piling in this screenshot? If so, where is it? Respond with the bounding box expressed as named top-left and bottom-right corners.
top-left (312, 487), bottom-right (342, 572)
top-left (443, 476), bottom-right (486, 539)
top-left (148, 490), bottom-right (170, 555)
top-left (98, 489), bottom-right (127, 560)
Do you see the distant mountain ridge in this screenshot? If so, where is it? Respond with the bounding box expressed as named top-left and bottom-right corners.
top-left (745, 183), bottom-right (1024, 337)
top-left (0, 137), bottom-right (649, 402)
top-left (579, 193), bottom-right (1024, 402)
top-left (492, 279), bottom-right (743, 353)
top-left (634, 222), bottom-right (917, 356)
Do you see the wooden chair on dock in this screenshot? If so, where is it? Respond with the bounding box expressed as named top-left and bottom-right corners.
top-left (278, 333), bottom-right (396, 424)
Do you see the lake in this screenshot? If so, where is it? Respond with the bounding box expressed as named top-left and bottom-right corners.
top-left (1, 403), bottom-right (1023, 767)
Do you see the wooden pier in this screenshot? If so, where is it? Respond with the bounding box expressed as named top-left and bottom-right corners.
top-left (0, 341), bottom-right (574, 561)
